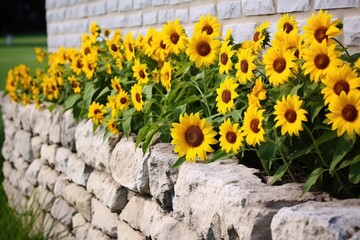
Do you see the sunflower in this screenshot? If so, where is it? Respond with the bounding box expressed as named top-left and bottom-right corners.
top-left (193, 14), bottom-right (221, 38)
top-left (132, 58), bottom-right (149, 84)
top-left (151, 32), bottom-right (170, 62)
top-left (107, 118), bottom-right (120, 135)
top-left (106, 37), bottom-right (122, 58)
top-left (247, 77), bottom-right (267, 107)
top-left (136, 33), bottom-right (145, 52)
top-left (89, 21), bottom-right (100, 37)
top-left (218, 40), bottom-right (236, 74)
top-left (162, 19), bottom-right (188, 55)
top-left (41, 75), bottom-right (60, 101)
top-left (302, 40), bottom-right (343, 82)
top-left (235, 48), bottom-right (257, 84)
top-left (219, 118), bottom-right (243, 154)
top-left (272, 30), bottom-right (304, 59)
top-left (170, 112), bottom-right (218, 161)
top-left (35, 47), bottom-right (46, 63)
top-left (274, 95), bottom-right (308, 137)
top-left (326, 91), bottom-right (360, 139)
top-left (302, 10), bottom-right (342, 46)
top-left (263, 45), bottom-right (297, 86)
top-left (124, 32), bottom-right (135, 62)
top-left (106, 95), bottom-right (118, 118)
top-left (68, 75), bottom-right (81, 93)
top-left (82, 53), bottom-right (98, 80)
top-left (70, 53), bottom-right (84, 75)
top-left (241, 105), bottom-right (266, 146)
top-left (354, 58), bottom-right (360, 70)
top-left (321, 64), bottom-right (360, 105)
top-left (216, 77), bottom-right (239, 114)
top-left (88, 101), bottom-right (107, 126)
top-left (116, 89), bottom-right (130, 112)
top-left (111, 77), bottom-right (122, 92)
top-left (160, 61), bottom-right (172, 91)
top-left (252, 22), bottom-right (270, 52)
top-left (186, 31), bottom-right (221, 68)
top-left (143, 28), bottom-right (157, 57)
top-left (131, 83), bottom-right (144, 112)
top-left (277, 14), bottom-right (299, 34)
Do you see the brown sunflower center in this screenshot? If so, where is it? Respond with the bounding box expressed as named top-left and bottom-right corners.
top-left (185, 126), bottom-right (204, 147)
top-left (148, 37), bottom-right (153, 46)
top-left (220, 53), bottom-right (228, 65)
top-left (135, 93), bottom-right (141, 103)
top-left (226, 131), bottom-right (237, 144)
top-left (221, 90), bottom-right (231, 103)
top-left (241, 60), bottom-right (249, 73)
top-left (139, 70), bottom-right (145, 79)
top-left (294, 49), bottom-right (300, 59)
top-left (283, 22), bottom-right (294, 34)
top-left (333, 80), bottom-right (350, 95)
top-left (314, 26), bottom-right (328, 43)
top-left (170, 33), bottom-right (180, 44)
top-left (111, 44), bottom-right (118, 52)
top-left (160, 40), bottom-right (166, 49)
top-left (342, 104), bottom-right (358, 122)
top-left (273, 58), bottom-right (287, 73)
top-left (84, 47), bottom-right (91, 55)
top-left (120, 97), bottom-right (127, 104)
top-left (94, 109), bottom-right (101, 115)
top-left (196, 41), bottom-right (211, 56)
top-left (129, 43), bottom-right (133, 52)
top-left (284, 109), bottom-right (297, 123)
top-left (77, 60), bottom-right (83, 69)
top-left (250, 118), bottom-right (260, 133)
top-left (314, 54), bottom-right (330, 70)
top-left (88, 64), bottom-right (93, 70)
top-left (253, 31), bottom-right (260, 42)
top-left (202, 25), bottom-right (213, 35)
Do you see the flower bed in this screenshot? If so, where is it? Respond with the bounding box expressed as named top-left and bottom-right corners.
top-left (5, 10), bottom-right (360, 198)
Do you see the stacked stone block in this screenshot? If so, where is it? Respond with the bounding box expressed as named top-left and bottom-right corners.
top-left (1, 95), bottom-right (360, 240)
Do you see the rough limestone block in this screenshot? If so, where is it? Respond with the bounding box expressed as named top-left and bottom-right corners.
top-left (158, 9), bottom-right (175, 24)
top-left (75, 120), bottom-right (95, 166)
top-left (314, 0), bottom-right (359, 9)
top-left (87, 226), bottom-right (111, 240)
top-left (143, 11), bottom-right (157, 26)
top-left (118, 0), bottom-right (132, 12)
top-left (38, 165), bottom-right (59, 191)
top-left (109, 135), bottom-right (150, 194)
top-left (1, 96), bottom-right (17, 120)
top-left (49, 222), bottom-right (73, 240)
top-left (173, 162), bottom-right (330, 240)
top-left (106, 0), bottom-right (118, 12)
top-left (117, 221), bottom-right (146, 240)
top-left (1, 141), bottom-right (13, 162)
top-left (31, 136), bottom-right (42, 159)
top-left (344, 17), bottom-right (360, 46)
top-left (189, 4), bottom-right (216, 22)
top-left (66, 154), bottom-right (93, 186)
top-left (87, 171), bottom-right (128, 212)
top-left (120, 195), bottom-right (198, 239)
top-left (134, 0), bottom-right (151, 9)
top-left (19, 104), bottom-right (35, 131)
top-left (126, 13), bottom-right (142, 27)
top-left (277, 0), bottom-right (311, 13)
top-left (175, 9), bottom-right (189, 23)
top-left (40, 144), bottom-right (57, 167)
top-left (72, 213), bottom-right (90, 240)
top-left (91, 198), bottom-right (118, 238)
top-left (18, 178), bottom-right (34, 197)
top-left (13, 103), bottom-right (21, 128)
top-left (148, 143), bottom-right (179, 210)
top-left (242, 0), bottom-right (275, 16)
top-left (3, 118), bottom-right (16, 143)
top-left (12, 156), bottom-right (29, 175)
top-left (2, 160), bottom-right (12, 179)
top-left (14, 130), bottom-right (33, 162)
top-left (54, 147), bottom-right (72, 174)
top-left (8, 168), bottom-right (21, 188)
top-left (60, 109), bottom-right (77, 150)
top-left (217, 1), bottom-right (241, 20)
top-left (53, 174), bottom-right (70, 197)
top-left (64, 183), bottom-right (92, 221)
top-left (113, 16), bottom-right (126, 28)
top-left (37, 186), bottom-right (55, 211)
top-left (271, 200), bottom-right (360, 240)
top-left (3, 180), bottom-right (27, 212)
top-left (50, 198), bottom-right (77, 228)
top-left (31, 106), bottom-right (52, 143)
top-left (25, 158), bottom-right (44, 186)
top-left (49, 106), bottom-right (62, 144)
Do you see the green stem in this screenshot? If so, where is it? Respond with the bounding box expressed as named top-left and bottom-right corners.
top-left (304, 124), bottom-right (328, 167)
top-left (333, 38), bottom-right (350, 57)
top-left (202, 67), bottom-right (211, 117)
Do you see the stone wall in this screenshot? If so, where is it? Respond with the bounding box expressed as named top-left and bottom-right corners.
top-left (45, 0), bottom-right (360, 53)
top-left (1, 94), bottom-right (360, 239)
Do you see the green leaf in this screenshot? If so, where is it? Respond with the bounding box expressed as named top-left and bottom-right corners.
top-left (209, 150), bottom-right (234, 163)
top-left (329, 135), bottom-right (356, 174)
top-left (48, 103), bottom-right (57, 112)
top-left (289, 83), bottom-right (303, 96)
top-left (349, 154), bottom-right (360, 184)
top-left (257, 140), bottom-right (277, 173)
top-left (171, 156), bottom-right (186, 168)
top-left (95, 86), bottom-right (111, 101)
top-left (122, 108), bottom-right (136, 138)
top-left (142, 124), bottom-right (159, 155)
top-left (83, 82), bottom-right (98, 107)
top-left (302, 167), bottom-right (327, 195)
top-left (269, 163), bottom-right (290, 185)
top-left (63, 94), bottom-right (81, 112)
top-left (136, 125), bottom-right (150, 147)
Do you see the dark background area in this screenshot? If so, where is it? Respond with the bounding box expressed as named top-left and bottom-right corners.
top-left (1, 0), bottom-right (46, 35)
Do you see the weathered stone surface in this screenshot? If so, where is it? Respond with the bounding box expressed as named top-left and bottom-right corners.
top-left (12, 155), bottom-right (28, 175)
top-left (344, 16), bottom-right (360, 46)
top-left (25, 158), bottom-right (44, 185)
top-left (37, 165), bottom-right (59, 191)
top-left (75, 120), bottom-right (96, 166)
top-left (87, 171), bottom-right (128, 212)
top-left (117, 221), bottom-right (146, 240)
top-left (64, 183), bottom-right (92, 221)
top-left (60, 109), bottom-right (77, 151)
top-left (271, 200), bottom-right (360, 240)
top-left (314, 0), bottom-right (359, 9)
top-left (31, 136), bottom-right (42, 159)
top-left (40, 144), bottom-right (57, 166)
top-left (67, 154), bottom-right (93, 186)
top-left (173, 162), bottom-right (330, 240)
top-left (3, 180), bottom-right (28, 212)
top-left (242, 0), bottom-right (275, 16)
top-left (277, 0), bottom-right (311, 12)
top-left (36, 185), bottom-right (55, 211)
top-left (54, 147), bottom-right (72, 174)
top-left (49, 222), bottom-right (73, 240)
top-left (50, 198), bottom-right (77, 228)
top-left (87, 226), bottom-right (111, 240)
top-left (2, 160), bottom-right (12, 179)
top-left (1, 96), bottom-right (17, 120)
top-left (14, 130), bottom-right (33, 162)
top-left (1, 139), bottom-right (13, 161)
top-left (8, 168), bottom-right (21, 188)
top-left (148, 143), bottom-right (179, 210)
top-left (2, 119), bottom-right (16, 160)
top-left (19, 104), bottom-right (35, 131)
top-left (18, 178), bottom-right (34, 197)
top-left (49, 106), bottom-right (62, 144)
top-left (72, 213), bottom-right (90, 240)
top-left (53, 174), bottom-right (69, 197)
top-left (91, 198), bottom-right (118, 238)
top-left (31, 106), bottom-right (52, 143)
top-left (109, 135), bottom-right (150, 194)
top-left (120, 195), bottom-right (198, 239)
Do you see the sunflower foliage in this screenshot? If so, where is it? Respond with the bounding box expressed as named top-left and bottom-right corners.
top-left (5, 11), bottom-right (360, 198)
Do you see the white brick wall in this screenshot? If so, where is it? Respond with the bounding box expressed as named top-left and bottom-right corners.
top-left (45, 0), bottom-right (360, 53)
